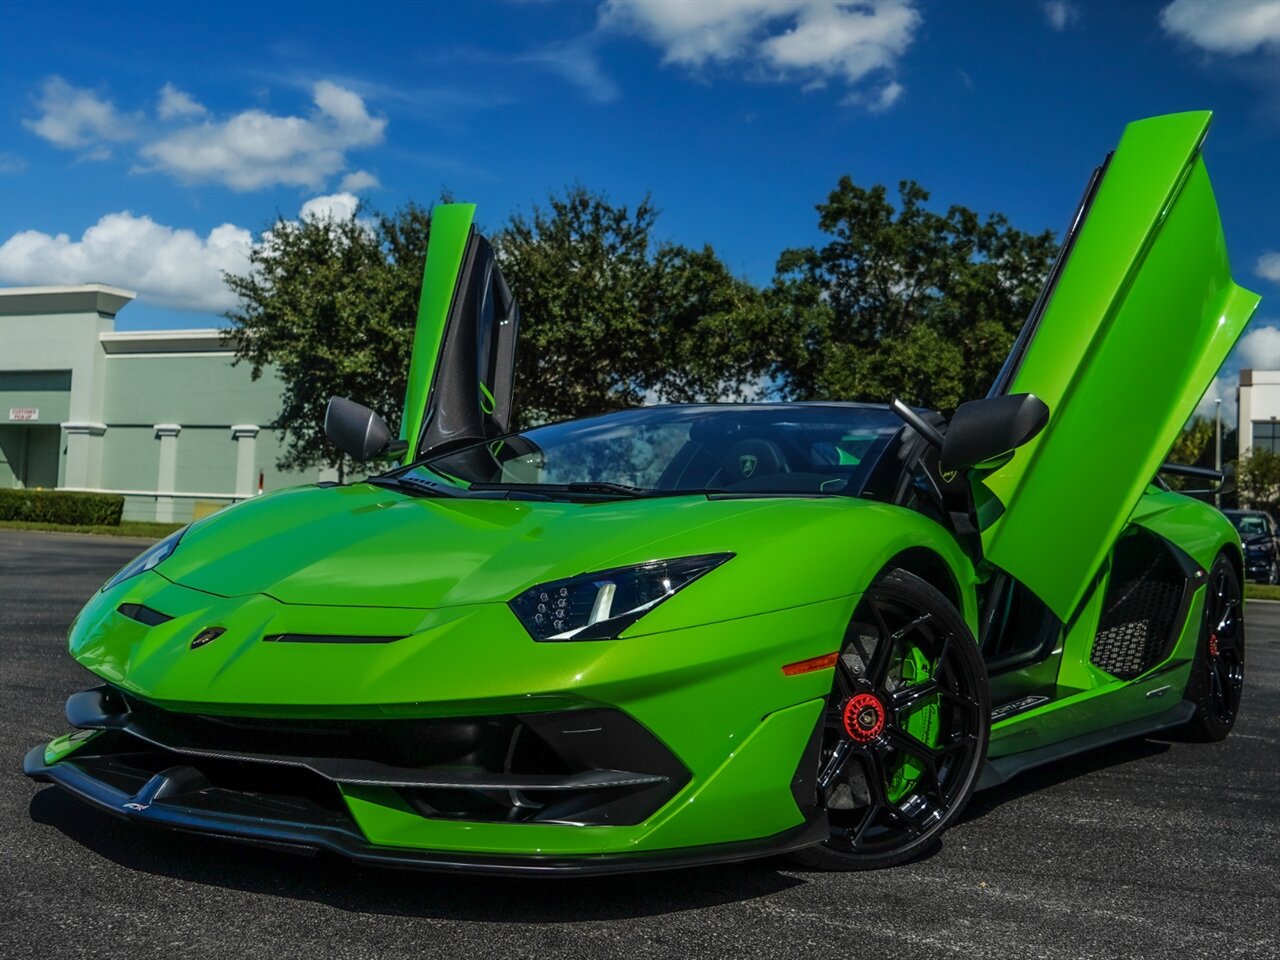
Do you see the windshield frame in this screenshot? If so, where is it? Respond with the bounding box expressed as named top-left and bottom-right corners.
top-left (383, 402), bottom-right (907, 502)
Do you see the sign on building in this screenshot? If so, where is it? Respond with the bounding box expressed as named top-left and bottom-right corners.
top-left (8, 407), bottom-right (39, 421)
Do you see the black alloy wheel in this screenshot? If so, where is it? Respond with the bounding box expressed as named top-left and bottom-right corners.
top-left (1180, 555), bottom-right (1245, 742)
top-left (792, 569), bottom-right (990, 871)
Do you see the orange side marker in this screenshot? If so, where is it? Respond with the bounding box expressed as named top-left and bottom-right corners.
top-left (781, 652), bottom-right (839, 676)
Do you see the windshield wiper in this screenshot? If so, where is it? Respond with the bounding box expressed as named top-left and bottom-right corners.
top-left (366, 474), bottom-right (457, 498)
top-left (565, 481), bottom-right (652, 497)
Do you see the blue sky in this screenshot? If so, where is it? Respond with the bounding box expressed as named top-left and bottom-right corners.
top-left (1, 0), bottom-right (1277, 417)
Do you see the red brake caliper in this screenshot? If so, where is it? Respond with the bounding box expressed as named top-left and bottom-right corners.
top-left (1209, 633), bottom-right (1219, 657)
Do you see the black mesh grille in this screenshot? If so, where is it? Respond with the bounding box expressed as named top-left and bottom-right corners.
top-left (1090, 532), bottom-right (1186, 679)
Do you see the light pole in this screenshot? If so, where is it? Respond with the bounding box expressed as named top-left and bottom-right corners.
top-left (1214, 397), bottom-right (1222, 509)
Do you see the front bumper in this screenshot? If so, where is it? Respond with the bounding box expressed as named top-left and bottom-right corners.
top-left (23, 743), bottom-right (825, 875)
top-left (34, 574), bottom-right (851, 868)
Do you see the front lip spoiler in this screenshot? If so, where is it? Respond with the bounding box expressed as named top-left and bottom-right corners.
top-left (24, 745), bottom-right (827, 877)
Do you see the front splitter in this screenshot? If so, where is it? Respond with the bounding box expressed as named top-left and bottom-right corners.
top-left (24, 745), bottom-right (827, 877)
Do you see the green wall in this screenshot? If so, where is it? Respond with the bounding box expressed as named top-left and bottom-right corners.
top-left (102, 355), bottom-right (284, 426)
top-left (0, 370), bottom-right (72, 425)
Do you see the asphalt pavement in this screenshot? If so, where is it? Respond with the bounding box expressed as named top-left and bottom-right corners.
top-left (2, 530), bottom-right (1277, 960)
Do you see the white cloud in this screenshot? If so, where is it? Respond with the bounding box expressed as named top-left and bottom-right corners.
top-left (601, 0), bottom-right (919, 101)
top-left (1237, 324), bottom-right (1280, 370)
top-left (520, 39), bottom-right (620, 103)
top-left (300, 192), bottom-right (360, 223)
top-left (1256, 250), bottom-right (1280, 283)
top-left (338, 169), bottom-right (380, 192)
top-left (1195, 374), bottom-right (1236, 426)
top-left (23, 76), bottom-right (140, 149)
top-left (139, 81), bottom-right (386, 191)
top-left (0, 213), bottom-right (252, 313)
top-left (1042, 1), bottom-right (1080, 30)
top-left (0, 192), bottom-right (376, 314)
top-left (1159, 0), bottom-right (1280, 55)
top-left (843, 79), bottom-right (902, 111)
top-left (0, 152), bottom-right (26, 174)
top-left (1194, 324), bottom-right (1280, 428)
top-left (157, 83), bottom-right (208, 120)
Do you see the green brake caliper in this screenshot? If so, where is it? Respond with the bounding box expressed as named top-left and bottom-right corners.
top-left (888, 644), bottom-right (939, 803)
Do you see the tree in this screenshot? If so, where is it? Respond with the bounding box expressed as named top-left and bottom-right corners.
top-left (495, 186), bottom-right (764, 426)
top-left (223, 201), bottom-right (435, 479)
top-left (1163, 416), bottom-right (1217, 491)
top-left (764, 178), bottom-right (1058, 411)
top-left (1236, 447), bottom-right (1280, 514)
top-left (223, 188), bottom-right (764, 473)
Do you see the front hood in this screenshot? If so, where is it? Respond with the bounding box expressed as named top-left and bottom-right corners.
top-left (160, 483), bottom-right (781, 608)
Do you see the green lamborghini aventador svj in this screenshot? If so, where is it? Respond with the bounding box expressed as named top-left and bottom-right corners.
top-left (25, 111), bottom-right (1258, 874)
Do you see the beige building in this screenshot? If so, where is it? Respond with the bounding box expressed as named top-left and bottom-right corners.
top-left (1238, 368), bottom-right (1280, 456)
top-left (1, 284), bottom-right (322, 521)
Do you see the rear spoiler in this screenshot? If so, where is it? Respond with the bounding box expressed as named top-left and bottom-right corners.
top-left (1158, 462), bottom-right (1223, 483)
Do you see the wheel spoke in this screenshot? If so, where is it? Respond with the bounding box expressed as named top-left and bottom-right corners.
top-left (1215, 598), bottom-right (1239, 634)
top-left (1207, 659), bottom-right (1225, 703)
top-left (832, 657), bottom-right (859, 700)
top-left (864, 597), bottom-right (898, 688)
top-left (937, 686), bottom-right (983, 719)
top-left (817, 739), bottom-right (854, 792)
top-left (892, 679), bottom-right (940, 712)
top-left (859, 746), bottom-right (891, 808)
top-left (890, 805), bottom-right (927, 836)
top-left (883, 725), bottom-right (938, 764)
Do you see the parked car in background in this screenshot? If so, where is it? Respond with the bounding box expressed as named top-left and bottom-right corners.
top-left (1224, 510), bottom-right (1279, 584)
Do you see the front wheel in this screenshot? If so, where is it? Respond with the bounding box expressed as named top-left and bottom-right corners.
top-left (791, 569), bottom-right (990, 871)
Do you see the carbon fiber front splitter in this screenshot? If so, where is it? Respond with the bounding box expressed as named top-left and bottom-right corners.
top-left (24, 745), bottom-right (827, 876)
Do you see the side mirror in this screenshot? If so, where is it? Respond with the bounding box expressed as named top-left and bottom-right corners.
top-left (324, 396), bottom-right (407, 462)
top-left (940, 393), bottom-right (1050, 474)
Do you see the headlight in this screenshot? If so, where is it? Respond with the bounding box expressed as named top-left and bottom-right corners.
top-left (102, 528), bottom-right (186, 592)
top-left (510, 554), bottom-right (733, 641)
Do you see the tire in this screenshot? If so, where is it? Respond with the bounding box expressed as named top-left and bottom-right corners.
top-left (1179, 554), bottom-right (1245, 742)
top-left (791, 569), bottom-right (990, 871)
top-left (1269, 559), bottom-right (1278, 586)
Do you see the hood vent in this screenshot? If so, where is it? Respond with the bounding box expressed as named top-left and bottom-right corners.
top-left (117, 603), bottom-right (173, 627)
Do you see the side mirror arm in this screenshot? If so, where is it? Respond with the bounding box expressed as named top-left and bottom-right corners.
top-left (889, 398), bottom-right (945, 450)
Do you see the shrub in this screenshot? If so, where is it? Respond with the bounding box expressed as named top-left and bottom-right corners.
top-left (0, 489), bottom-right (125, 526)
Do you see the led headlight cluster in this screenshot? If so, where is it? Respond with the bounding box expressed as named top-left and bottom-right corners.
top-left (510, 554), bottom-right (732, 641)
top-left (102, 527), bottom-right (186, 592)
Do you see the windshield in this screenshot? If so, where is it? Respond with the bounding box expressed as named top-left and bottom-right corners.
top-left (407, 404), bottom-right (905, 498)
top-left (1229, 514), bottom-right (1269, 536)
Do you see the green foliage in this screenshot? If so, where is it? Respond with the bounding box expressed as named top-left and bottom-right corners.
top-left (222, 178), bottom-right (1057, 467)
top-left (0, 519), bottom-right (183, 538)
top-left (1236, 446), bottom-right (1280, 513)
top-left (223, 201), bottom-right (438, 477)
top-left (1169, 416), bottom-right (1216, 467)
top-left (1164, 416), bottom-right (1218, 491)
top-left (496, 186), bottom-right (763, 426)
top-left (0, 489), bottom-right (124, 525)
top-left (764, 178), bottom-right (1057, 411)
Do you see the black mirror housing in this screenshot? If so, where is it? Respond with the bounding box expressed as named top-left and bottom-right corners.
top-left (324, 396), bottom-right (404, 461)
top-left (940, 393), bottom-right (1050, 474)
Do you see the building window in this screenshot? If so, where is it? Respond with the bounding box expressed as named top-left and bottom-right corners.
top-left (1254, 421), bottom-right (1280, 454)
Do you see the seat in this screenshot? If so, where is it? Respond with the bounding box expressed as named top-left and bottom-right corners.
top-left (719, 438), bottom-right (789, 486)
